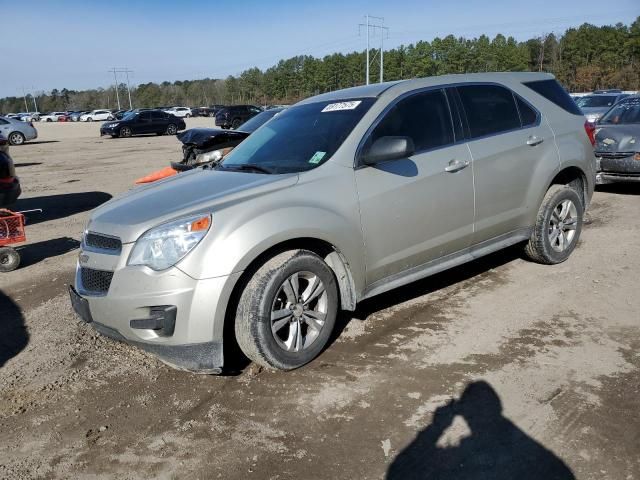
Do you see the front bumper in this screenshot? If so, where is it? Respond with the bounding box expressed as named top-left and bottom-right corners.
top-left (70, 246), bottom-right (242, 373)
top-left (100, 127), bottom-right (118, 136)
top-left (596, 154), bottom-right (640, 184)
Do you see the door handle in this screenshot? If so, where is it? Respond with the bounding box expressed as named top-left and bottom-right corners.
top-left (526, 135), bottom-right (544, 146)
top-left (445, 159), bottom-right (470, 173)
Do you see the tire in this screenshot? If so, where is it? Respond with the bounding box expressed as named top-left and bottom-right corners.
top-left (119, 126), bottom-right (132, 138)
top-left (208, 112), bottom-right (215, 117)
top-left (8, 132), bottom-right (25, 146)
top-left (231, 118), bottom-right (242, 129)
top-left (166, 124), bottom-right (177, 135)
top-left (46, 118), bottom-right (52, 122)
top-left (0, 247), bottom-right (20, 272)
top-left (524, 184), bottom-right (584, 264)
top-left (87, 117), bottom-right (93, 122)
top-left (185, 114), bottom-right (191, 118)
top-left (107, 115), bottom-right (114, 121)
top-left (235, 250), bottom-right (339, 371)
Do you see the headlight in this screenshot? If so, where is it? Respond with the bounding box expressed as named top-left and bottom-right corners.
top-left (194, 147), bottom-right (233, 165)
top-left (128, 214), bottom-right (211, 270)
top-left (107, 122), bottom-right (119, 128)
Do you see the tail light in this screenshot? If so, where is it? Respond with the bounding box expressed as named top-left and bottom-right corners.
top-left (584, 120), bottom-right (596, 147)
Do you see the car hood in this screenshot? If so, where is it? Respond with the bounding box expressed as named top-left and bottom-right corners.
top-left (87, 168), bottom-right (299, 243)
top-left (594, 124), bottom-right (640, 153)
top-left (177, 128), bottom-right (249, 148)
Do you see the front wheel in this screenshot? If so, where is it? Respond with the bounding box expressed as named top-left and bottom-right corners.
top-left (235, 250), bottom-right (339, 371)
top-left (0, 247), bottom-right (20, 272)
top-left (87, 117), bottom-right (93, 122)
top-left (119, 126), bottom-right (132, 138)
top-left (166, 124), bottom-right (177, 135)
top-left (524, 185), bottom-right (583, 264)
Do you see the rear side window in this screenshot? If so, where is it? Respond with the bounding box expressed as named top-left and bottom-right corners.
top-left (457, 85), bottom-right (521, 138)
top-left (523, 79), bottom-right (582, 115)
top-left (516, 96), bottom-right (538, 127)
top-left (368, 89), bottom-right (454, 152)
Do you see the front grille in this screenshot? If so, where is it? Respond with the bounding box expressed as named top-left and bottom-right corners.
top-left (85, 232), bottom-right (122, 252)
top-left (80, 267), bottom-right (114, 294)
top-left (595, 151), bottom-right (635, 159)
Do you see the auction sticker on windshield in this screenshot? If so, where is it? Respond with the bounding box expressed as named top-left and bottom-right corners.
top-left (309, 151), bottom-right (326, 164)
top-left (321, 101), bottom-right (362, 112)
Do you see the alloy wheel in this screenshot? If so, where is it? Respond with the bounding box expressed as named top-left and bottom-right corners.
top-left (548, 199), bottom-right (578, 252)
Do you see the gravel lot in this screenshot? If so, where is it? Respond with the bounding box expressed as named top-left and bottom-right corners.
top-left (0, 119), bottom-right (638, 479)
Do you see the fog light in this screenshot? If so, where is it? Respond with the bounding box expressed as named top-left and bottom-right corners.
top-left (130, 305), bottom-right (177, 336)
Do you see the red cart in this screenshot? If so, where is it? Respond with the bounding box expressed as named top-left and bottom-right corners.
top-left (0, 209), bottom-right (26, 272)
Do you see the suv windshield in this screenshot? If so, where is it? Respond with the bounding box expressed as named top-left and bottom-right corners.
top-left (576, 95), bottom-right (617, 108)
top-left (598, 98), bottom-right (640, 125)
top-left (219, 98), bottom-right (375, 173)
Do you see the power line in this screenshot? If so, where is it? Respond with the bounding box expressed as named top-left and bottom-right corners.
top-left (359, 15), bottom-right (389, 85)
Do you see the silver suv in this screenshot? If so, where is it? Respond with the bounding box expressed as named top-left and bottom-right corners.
top-left (70, 73), bottom-right (595, 373)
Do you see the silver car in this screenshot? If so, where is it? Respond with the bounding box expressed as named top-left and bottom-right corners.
top-left (577, 93), bottom-right (629, 123)
top-left (70, 72), bottom-right (595, 373)
top-left (0, 116), bottom-right (38, 145)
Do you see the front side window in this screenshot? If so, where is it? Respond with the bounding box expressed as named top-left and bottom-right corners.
top-left (220, 98), bottom-right (375, 174)
top-left (458, 85), bottom-right (521, 138)
top-left (365, 89), bottom-right (454, 154)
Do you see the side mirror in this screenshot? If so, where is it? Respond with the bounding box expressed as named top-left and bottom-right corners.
top-left (362, 136), bottom-right (415, 165)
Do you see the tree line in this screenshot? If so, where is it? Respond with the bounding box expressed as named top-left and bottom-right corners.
top-left (2, 18), bottom-right (638, 114)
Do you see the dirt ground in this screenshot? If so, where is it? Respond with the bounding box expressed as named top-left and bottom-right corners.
top-left (0, 119), bottom-right (638, 479)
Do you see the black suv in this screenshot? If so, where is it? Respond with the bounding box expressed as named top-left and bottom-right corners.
top-left (215, 105), bottom-right (262, 129)
top-left (100, 110), bottom-right (186, 138)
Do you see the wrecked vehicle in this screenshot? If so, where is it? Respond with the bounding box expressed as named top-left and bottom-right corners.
top-left (594, 96), bottom-right (640, 184)
top-left (577, 93), bottom-right (629, 123)
top-left (135, 108), bottom-right (285, 184)
top-left (0, 134), bottom-right (21, 207)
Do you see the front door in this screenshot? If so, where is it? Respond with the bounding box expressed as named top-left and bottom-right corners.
top-left (355, 89), bottom-right (475, 286)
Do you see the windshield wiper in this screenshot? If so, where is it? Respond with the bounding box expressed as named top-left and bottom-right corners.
top-left (219, 163), bottom-right (274, 174)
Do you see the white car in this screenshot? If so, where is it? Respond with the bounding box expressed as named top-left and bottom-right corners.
top-left (164, 106), bottom-right (192, 118)
top-left (40, 112), bottom-right (67, 122)
top-left (80, 109), bottom-right (114, 122)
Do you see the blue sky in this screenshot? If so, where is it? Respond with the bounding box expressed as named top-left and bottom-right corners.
top-left (2, 0), bottom-right (638, 97)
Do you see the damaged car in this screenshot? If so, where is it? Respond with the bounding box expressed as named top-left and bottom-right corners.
top-left (594, 96), bottom-right (640, 184)
top-left (135, 108), bottom-right (285, 184)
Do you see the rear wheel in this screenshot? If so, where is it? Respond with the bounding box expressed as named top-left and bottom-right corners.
top-left (235, 250), bottom-right (339, 370)
top-left (0, 247), bottom-right (20, 272)
top-left (119, 126), bottom-right (132, 138)
top-left (166, 124), bottom-right (177, 135)
top-left (46, 118), bottom-right (52, 122)
top-left (524, 185), bottom-right (583, 264)
top-left (87, 117), bottom-right (93, 122)
top-left (8, 132), bottom-right (25, 146)
top-left (231, 118), bottom-right (242, 129)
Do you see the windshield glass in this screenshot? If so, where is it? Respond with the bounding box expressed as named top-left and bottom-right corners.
top-left (576, 95), bottom-right (617, 108)
top-left (122, 111), bottom-right (138, 121)
top-left (599, 98), bottom-right (640, 124)
top-left (219, 98), bottom-right (375, 174)
top-left (237, 109), bottom-right (284, 133)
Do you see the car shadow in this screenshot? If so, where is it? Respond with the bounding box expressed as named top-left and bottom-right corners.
top-left (14, 162), bottom-right (43, 168)
top-left (596, 183), bottom-right (639, 196)
top-left (386, 381), bottom-right (575, 479)
top-left (14, 191), bottom-right (112, 225)
top-left (330, 244), bottom-right (523, 344)
top-left (16, 237), bottom-right (80, 268)
top-left (22, 141), bottom-right (60, 145)
top-left (0, 290), bottom-right (28, 368)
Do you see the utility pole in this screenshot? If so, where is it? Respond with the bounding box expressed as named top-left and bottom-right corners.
top-left (122, 68), bottom-right (134, 109)
top-left (109, 68), bottom-right (121, 109)
top-left (359, 15), bottom-right (389, 84)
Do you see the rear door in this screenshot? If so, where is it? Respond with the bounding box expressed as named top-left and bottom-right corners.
top-left (354, 88), bottom-right (475, 286)
top-left (454, 84), bottom-right (557, 243)
top-left (150, 111), bottom-right (167, 133)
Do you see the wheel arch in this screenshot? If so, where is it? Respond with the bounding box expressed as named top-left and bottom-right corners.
top-left (547, 165), bottom-right (589, 209)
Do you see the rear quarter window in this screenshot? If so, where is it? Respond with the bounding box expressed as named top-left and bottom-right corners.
top-left (523, 79), bottom-right (582, 116)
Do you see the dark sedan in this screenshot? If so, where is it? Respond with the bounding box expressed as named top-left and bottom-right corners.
top-left (214, 105), bottom-right (262, 129)
top-left (0, 135), bottom-right (21, 207)
top-left (100, 110), bottom-right (186, 138)
top-left (594, 96), bottom-right (640, 184)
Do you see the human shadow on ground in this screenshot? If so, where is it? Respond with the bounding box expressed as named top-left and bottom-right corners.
top-left (596, 183), bottom-right (640, 196)
top-left (386, 381), bottom-right (575, 480)
top-left (15, 191), bottom-right (112, 225)
top-left (0, 290), bottom-right (28, 368)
